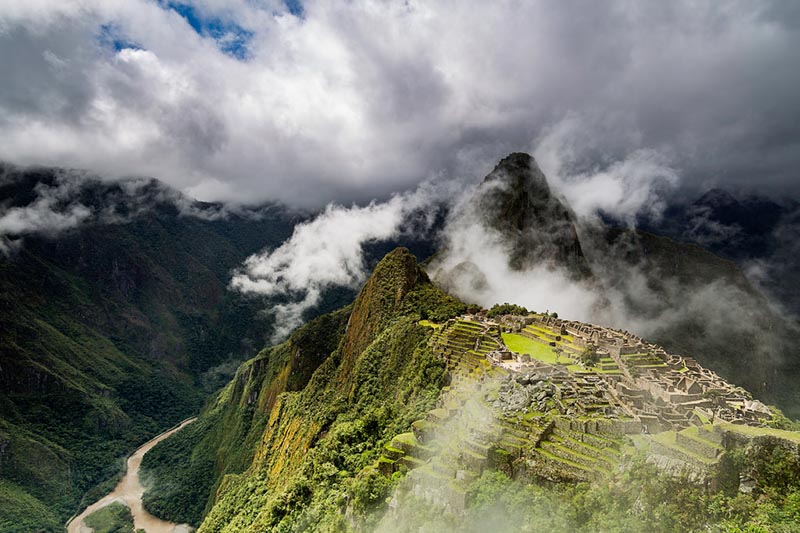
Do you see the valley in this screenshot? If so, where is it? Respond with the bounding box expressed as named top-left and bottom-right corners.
top-left (67, 418), bottom-right (197, 533)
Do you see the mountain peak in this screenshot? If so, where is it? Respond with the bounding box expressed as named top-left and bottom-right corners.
top-left (474, 152), bottom-right (590, 277)
top-left (694, 188), bottom-right (739, 209)
top-left (337, 247), bottom-right (427, 379)
top-left (482, 152), bottom-right (551, 198)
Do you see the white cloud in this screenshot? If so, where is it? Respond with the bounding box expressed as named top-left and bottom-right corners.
top-left (533, 115), bottom-right (680, 222)
top-left (230, 182), bottom-right (447, 340)
top-left (1, 1), bottom-right (799, 207)
top-left (0, 163), bottom-right (273, 254)
top-left (0, 171), bottom-right (93, 253)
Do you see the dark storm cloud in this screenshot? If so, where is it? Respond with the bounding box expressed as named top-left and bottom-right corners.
top-left (0, 0), bottom-right (798, 206)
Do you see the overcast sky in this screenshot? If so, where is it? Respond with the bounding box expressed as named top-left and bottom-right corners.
top-left (1, 0), bottom-right (799, 207)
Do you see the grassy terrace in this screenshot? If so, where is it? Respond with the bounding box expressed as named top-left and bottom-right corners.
top-left (501, 333), bottom-right (583, 371)
top-left (621, 353), bottom-right (667, 367)
top-left (718, 423), bottom-right (800, 444)
top-left (419, 319), bottom-right (442, 329)
top-left (649, 430), bottom-right (718, 465)
top-left (523, 327), bottom-right (584, 354)
top-left (525, 324), bottom-right (575, 343)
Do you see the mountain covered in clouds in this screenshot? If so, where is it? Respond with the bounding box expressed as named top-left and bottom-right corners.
top-left (638, 189), bottom-right (800, 318)
top-left (431, 153), bottom-right (800, 416)
top-left (475, 153), bottom-right (591, 278)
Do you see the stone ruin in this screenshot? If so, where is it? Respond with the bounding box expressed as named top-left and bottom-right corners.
top-left (485, 313), bottom-right (774, 432)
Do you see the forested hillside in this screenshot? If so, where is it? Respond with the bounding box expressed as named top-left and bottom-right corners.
top-left (0, 166), bottom-right (296, 530)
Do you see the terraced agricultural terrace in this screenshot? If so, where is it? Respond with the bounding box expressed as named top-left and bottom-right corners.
top-left (375, 312), bottom-right (800, 502)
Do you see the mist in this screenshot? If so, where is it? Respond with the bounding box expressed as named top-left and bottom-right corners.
top-left (230, 182), bottom-right (453, 341)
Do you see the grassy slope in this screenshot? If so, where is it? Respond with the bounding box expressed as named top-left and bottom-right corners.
top-left (83, 502), bottom-right (135, 533)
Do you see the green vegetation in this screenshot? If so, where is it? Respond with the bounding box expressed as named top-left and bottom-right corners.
top-left (501, 333), bottom-right (582, 371)
top-left (0, 479), bottom-right (62, 532)
top-left (720, 422), bottom-right (800, 444)
top-left (83, 502), bottom-right (135, 533)
top-left (579, 346), bottom-right (599, 367)
top-left (487, 303), bottom-right (529, 318)
top-left (140, 249), bottom-right (458, 530)
top-left (140, 306), bottom-right (353, 526)
top-left (502, 333), bottom-right (557, 362)
top-left (382, 451), bottom-right (800, 533)
top-left (0, 173), bottom-right (297, 530)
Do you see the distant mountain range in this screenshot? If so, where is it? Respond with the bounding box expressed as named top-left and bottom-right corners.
top-left (638, 187), bottom-right (800, 318)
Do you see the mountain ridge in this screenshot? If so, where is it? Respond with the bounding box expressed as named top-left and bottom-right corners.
top-left (142, 246), bottom-right (800, 532)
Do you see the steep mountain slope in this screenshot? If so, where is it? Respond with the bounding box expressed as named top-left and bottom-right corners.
top-left (143, 248), bottom-right (800, 532)
top-left (141, 248), bottom-right (466, 530)
top-left (640, 189), bottom-right (800, 317)
top-left (0, 166), bottom-right (297, 530)
top-left (474, 152), bottom-right (590, 277)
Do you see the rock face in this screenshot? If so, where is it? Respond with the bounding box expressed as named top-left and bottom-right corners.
top-left (474, 152), bottom-right (591, 277)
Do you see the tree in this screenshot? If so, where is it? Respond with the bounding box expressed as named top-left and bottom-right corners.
top-left (580, 345), bottom-right (599, 368)
top-left (487, 302), bottom-right (529, 318)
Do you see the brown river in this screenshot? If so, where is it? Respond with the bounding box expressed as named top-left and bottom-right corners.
top-left (66, 418), bottom-right (197, 533)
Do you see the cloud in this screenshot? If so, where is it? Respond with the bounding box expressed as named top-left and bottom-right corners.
top-left (428, 193), bottom-right (604, 322)
top-left (533, 115), bottom-right (680, 223)
top-left (230, 182), bottom-right (447, 340)
top-left (1, 1), bottom-right (799, 207)
top-left (0, 168), bottom-right (92, 253)
top-left (0, 163), bottom-right (274, 254)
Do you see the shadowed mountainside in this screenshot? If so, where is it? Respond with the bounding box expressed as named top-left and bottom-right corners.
top-left (476, 153), bottom-right (590, 277)
top-left (0, 166), bottom-right (298, 530)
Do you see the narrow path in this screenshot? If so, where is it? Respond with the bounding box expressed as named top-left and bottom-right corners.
top-left (66, 418), bottom-right (197, 533)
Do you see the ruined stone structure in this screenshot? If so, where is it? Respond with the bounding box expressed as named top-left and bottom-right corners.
top-left (492, 314), bottom-right (773, 432)
top-left (376, 313), bottom-right (791, 497)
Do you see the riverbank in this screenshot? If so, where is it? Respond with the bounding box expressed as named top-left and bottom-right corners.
top-left (66, 418), bottom-right (197, 533)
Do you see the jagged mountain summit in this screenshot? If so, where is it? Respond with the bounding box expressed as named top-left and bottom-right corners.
top-left (475, 152), bottom-right (591, 277)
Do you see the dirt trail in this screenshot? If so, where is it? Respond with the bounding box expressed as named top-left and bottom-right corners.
top-left (66, 418), bottom-right (197, 533)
